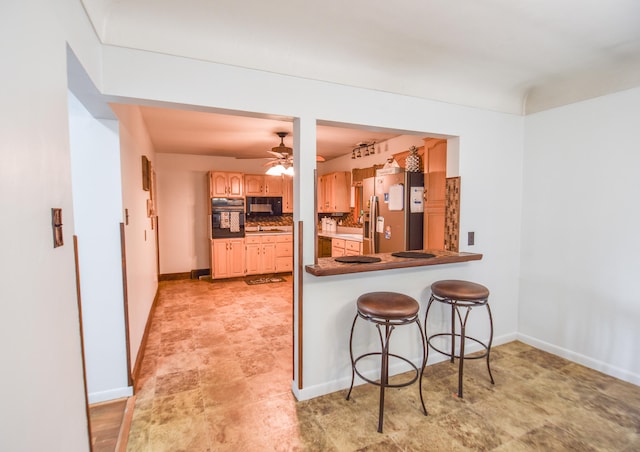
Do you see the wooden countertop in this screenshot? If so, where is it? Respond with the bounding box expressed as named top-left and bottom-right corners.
top-left (305, 250), bottom-right (482, 276)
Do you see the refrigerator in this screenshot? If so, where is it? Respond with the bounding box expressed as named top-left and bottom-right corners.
top-left (362, 170), bottom-right (424, 254)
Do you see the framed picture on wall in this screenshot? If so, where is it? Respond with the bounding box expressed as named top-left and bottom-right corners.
top-left (142, 155), bottom-right (151, 191)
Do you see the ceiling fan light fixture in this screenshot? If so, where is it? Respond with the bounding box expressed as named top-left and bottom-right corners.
top-left (266, 164), bottom-right (286, 176)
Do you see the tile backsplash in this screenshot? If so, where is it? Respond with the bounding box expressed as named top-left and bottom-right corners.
top-left (246, 214), bottom-right (293, 228)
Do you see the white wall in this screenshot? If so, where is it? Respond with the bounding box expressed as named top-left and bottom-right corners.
top-left (0, 0), bottom-right (102, 450)
top-left (3, 4), bottom-right (637, 449)
top-left (109, 104), bottom-right (159, 371)
top-left (520, 87), bottom-right (640, 384)
top-left (154, 153), bottom-right (267, 274)
top-left (100, 45), bottom-right (525, 400)
top-left (68, 92), bottom-right (131, 403)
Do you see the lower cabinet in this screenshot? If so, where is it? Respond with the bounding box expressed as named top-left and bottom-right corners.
top-left (331, 238), bottom-right (362, 257)
top-left (211, 238), bottom-right (245, 279)
top-left (275, 235), bottom-right (293, 272)
top-left (318, 236), bottom-right (332, 258)
top-left (331, 238), bottom-right (346, 257)
top-left (245, 236), bottom-right (277, 275)
top-left (212, 234), bottom-right (293, 278)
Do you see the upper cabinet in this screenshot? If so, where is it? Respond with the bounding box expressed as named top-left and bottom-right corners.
top-left (283, 175), bottom-right (293, 213)
top-left (210, 171), bottom-right (243, 197)
top-left (318, 171), bottom-right (350, 213)
top-left (244, 174), bottom-right (283, 196)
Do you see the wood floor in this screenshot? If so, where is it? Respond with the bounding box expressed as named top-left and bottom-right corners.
top-left (92, 276), bottom-right (640, 450)
top-left (89, 398), bottom-right (128, 451)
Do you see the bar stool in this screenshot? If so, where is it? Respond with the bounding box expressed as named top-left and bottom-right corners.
top-left (424, 280), bottom-right (494, 398)
top-left (346, 291), bottom-right (427, 433)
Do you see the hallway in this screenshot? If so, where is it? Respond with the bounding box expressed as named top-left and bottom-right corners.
top-left (126, 278), bottom-right (640, 451)
top-left (127, 277), bottom-right (293, 450)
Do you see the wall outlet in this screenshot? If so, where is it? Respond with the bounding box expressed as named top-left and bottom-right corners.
top-left (468, 231), bottom-right (475, 246)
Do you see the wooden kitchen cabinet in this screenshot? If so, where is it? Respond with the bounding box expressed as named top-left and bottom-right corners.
top-left (331, 238), bottom-right (346, 257)
top-left (344, 239), bottom-right (362, 256)
top-left (244, 174), bottom-right (283, 196)
top-left (331, 237), bottom-right (362, 257)
top-left (275, 234), bottom-right (293, 272)
top-left (318, 171), bottom-right (350, 213)
top-left (318, 236), bottom-right (332, 258)
top-left (282, 175), bottom-right (293, 213)
top-left (211, 238), bottom-right (245, 279)
top-left (209, 171), bottom-right (244, 197)
top-left (245, 236), bottom-right (277, 275)
top-left (423, 138), bottom-right (447, 250)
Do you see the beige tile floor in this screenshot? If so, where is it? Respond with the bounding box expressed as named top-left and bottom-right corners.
top-left (126, 277), bottom-right (640, 451)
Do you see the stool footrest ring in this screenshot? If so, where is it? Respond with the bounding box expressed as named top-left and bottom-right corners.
top-left (353, 352), bottom-right (420, 389)
top-left (427, 333), bottom-right (490, 360)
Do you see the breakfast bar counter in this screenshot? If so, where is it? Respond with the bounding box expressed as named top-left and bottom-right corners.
top-left (305, 250), bottom-right (482, 276)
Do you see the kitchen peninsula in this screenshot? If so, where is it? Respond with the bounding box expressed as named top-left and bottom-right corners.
top-left (306, 250), bottom-right (482, 276)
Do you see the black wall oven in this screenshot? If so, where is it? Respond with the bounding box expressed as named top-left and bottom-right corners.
top-left (211, 198), bottom-right (245, 238)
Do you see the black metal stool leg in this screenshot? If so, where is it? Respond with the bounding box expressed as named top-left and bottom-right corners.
top-left (346, 314), bottom-right (359, 400)
top-left (376, 322), bottom-right (394, 433)
top-left (450, 302), bottom-right (456, 364)
top-left (423, 296), bottom-right (435, 367)
top-left (486, 303), bottom-right (495, 385)
top-left (416, 318), bottom-right (428, 416)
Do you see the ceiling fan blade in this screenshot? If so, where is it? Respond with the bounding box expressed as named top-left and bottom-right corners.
top-left (267, 150), bottom-right (285, 158)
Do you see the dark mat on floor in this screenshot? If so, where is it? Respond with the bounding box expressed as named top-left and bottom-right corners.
top-left (245, 276), bottom-right (286, 285)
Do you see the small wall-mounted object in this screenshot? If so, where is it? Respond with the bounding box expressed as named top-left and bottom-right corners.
top-left (141, 155), bottom-right (151, 191)
top-left (52, 208), bottom-right (63, 248)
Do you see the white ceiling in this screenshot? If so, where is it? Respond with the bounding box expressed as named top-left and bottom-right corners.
top-left (84, 0), bottom-right (640, 159)
top-left (130, 104), bottom-right (402, 161)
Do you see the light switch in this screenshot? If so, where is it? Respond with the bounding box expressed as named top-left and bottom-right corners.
top-left (52, 208), bottom-right (63, 248)
top-left (468, 231), bottom-right (475, 246)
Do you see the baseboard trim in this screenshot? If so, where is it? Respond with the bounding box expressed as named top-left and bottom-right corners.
top-left (130, 288), bottom-right (160, 390)
top-left (158, 272), bottom-right (191, 281)
top-left (517, 333), bottom-right (640, 386)
top-left (115, 395), bottom-right (136, 452)
top-left (87, 386), bottom-right (133, 404)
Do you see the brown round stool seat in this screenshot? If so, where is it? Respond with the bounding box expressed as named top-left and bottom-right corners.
top-left (357, 291), bottom-right (420, 320)
top-left (347, 291), bottom-right (427, 433)
top-left (425, 279), bottom-right (494, 399)
top-left (431, 280), bottom-right (489, 302)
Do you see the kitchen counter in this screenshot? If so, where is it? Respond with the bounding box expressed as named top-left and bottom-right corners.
top-left (245, 227), bottom-right (292, 236)
top-left (305, 250), bottom-right (482, 276)
top-left (317, 231), bottom-right (364, 242)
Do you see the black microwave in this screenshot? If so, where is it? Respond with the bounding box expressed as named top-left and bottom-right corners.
top-left (246, 196), bottom-right (283, 217)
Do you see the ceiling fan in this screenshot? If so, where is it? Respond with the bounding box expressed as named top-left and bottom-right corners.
top-left (263, 132), bottom-right (326, 175)
top-left (264, 132), bottom-right (294, 168)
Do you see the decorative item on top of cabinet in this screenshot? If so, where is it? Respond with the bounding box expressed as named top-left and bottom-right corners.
top-left (244, 174), bottom-right (284, 196)
top-left (406, 146), bottom-right (422, 172)
top-left (211, 238), bottom-right (245, 278)
top-left (209, 171), bottom-right (244, 197)
top-left (393, 146), bottom-right (424, 171)
top-left (318, 171), bottom-right (350, 213)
